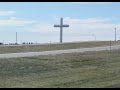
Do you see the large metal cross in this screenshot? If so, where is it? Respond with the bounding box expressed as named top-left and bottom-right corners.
top-left (54, 17), bottom-right (69, 43)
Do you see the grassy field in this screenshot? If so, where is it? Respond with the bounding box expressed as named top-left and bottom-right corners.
top-left (0, 49), bottom-right (120, 88)
top-left (0, 41), bottom-right (120, 54)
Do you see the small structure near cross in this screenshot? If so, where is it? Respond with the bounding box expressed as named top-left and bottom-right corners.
top-left (54, 17), bottom-right (69, 43)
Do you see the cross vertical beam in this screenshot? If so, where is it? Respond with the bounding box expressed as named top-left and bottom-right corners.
top-left (54, 17), bottom-right (69, 43)
top-left (60, 18), bottom-right (63, 43)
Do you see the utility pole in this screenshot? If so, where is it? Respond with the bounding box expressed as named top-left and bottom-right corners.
top-left (16, 32), bottom-right (17, 44)
top-left (115, 28), bottom-right (116, 41)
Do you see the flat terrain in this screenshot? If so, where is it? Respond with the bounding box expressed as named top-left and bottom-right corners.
top-left (0, 45), bottom-right (120, 59)
top-left (0, 41), bottom-right (120, 54)
top-left (0, 50), bottom-right (120, 88)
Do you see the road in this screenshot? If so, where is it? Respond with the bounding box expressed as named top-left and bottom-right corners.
top-left (0, 45), bottom-right (120, 59)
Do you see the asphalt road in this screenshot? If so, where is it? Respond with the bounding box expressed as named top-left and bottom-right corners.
top-left (0, 45), bottom-right (120, 59)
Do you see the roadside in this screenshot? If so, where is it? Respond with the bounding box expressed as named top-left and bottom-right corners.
top-left (0, 45), bottom-right (120, 59)
top-left (0, 41), bottom-right (120, 54)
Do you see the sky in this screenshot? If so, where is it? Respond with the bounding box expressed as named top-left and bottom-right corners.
top-left (0, 2), bottom-right (120, 44)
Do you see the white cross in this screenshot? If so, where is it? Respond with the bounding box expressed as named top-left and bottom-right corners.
top-left (54, 17), bottom-right (69, 43)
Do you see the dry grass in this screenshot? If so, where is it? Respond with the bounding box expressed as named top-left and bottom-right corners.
top-left (0, 49), bottom-right (120, 88)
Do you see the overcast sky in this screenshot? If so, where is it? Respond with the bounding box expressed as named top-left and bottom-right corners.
top-left (0, 2), bottom-right (120, 44)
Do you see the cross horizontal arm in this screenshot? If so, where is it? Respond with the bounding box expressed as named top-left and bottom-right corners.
top-left (54, 25), bottom-right (61, 27)
top-left (62, 25), bottom-right (69, 27)
top-left (54, 25), bottom-right (69, 27)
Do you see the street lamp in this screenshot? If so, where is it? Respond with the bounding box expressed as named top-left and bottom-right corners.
top-left (88, 32), bottom-right (96, 41)
top-left (92, 34), bottom-right (96, 41)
